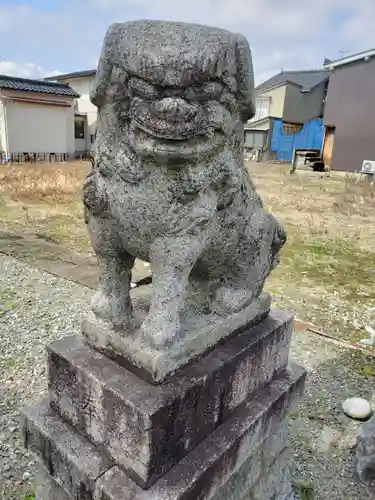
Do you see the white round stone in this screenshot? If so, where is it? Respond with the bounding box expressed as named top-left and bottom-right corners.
top-left (342, 397), bottom-right (372, 420)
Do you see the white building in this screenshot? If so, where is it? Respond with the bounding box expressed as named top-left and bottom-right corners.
top-left (0, 75), bottom-right (79, 158)
top-left (45, 70), bottom-right (97, 154)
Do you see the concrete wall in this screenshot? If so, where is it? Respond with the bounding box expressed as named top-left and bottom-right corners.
top-left (75, 137), bottom-right (86, 152)
top-left (324, 57), bottom-right (375, 171)
top-left (1, 89), bottom-right (75, 154)
top-left (257, 85), bottom-right (286, 119)
top-left (0, 98), bottom-right (7, 152)
top-left (283, 82), bottom-right (326, 124)
top-left (58, 75), bottom-right (97, 149)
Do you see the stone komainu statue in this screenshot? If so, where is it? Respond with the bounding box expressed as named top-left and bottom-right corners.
top-left (83, 20), bottom-right (286, 347)
top-left (357, 416), bottom-right (375, 495)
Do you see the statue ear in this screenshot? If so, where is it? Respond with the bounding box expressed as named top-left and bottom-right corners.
top-left (91, 23), bottom-right (122, 107)
top-left (233, 34), bottom-right (256, 122)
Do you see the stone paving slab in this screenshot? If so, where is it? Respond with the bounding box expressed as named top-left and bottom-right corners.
top-left (0, 230), bottom-right (151, 289)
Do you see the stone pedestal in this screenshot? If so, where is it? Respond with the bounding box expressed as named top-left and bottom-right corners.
top-left (21, 310), bottom-right (305, 500)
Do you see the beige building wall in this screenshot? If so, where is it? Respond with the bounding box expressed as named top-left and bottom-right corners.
top-left (258, 85), bottom-right (286, 118)
top-left (0, 89), bottom-right (75, 154)
top-left (0, 98), bottom-right (8, 153)
top-left (58, 75), bottom-right (97, 149)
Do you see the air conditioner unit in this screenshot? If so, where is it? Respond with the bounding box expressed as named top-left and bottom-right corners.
top-left (361, 160), bottom-right (375, 174)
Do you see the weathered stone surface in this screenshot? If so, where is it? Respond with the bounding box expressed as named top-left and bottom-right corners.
top-left (21, 400), bottom-right (113, 500)
top-left (21, 20), bottom-right (303, 500)
top-left (94, 363), bottom-right (305, 499)
top-left (82, 291), bottom-right (271, 383)
top-left (23, 364), bottom-right (304, 500)
top-left (357, 415), bottom-right (375, 495)
top-left (210, 426), bottom-right (288, 500)
top-left (83, 19), bottom-right (286, 360)
top-left (242, 448), bottom-right (294, 500)
top-left (49, 309), bottom-right (293, 487)
top-left (35, 465), bottom-right (72, 500)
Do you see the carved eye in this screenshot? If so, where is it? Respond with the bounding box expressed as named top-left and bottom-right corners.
top-left (128, 77), bottom-right (160, 100)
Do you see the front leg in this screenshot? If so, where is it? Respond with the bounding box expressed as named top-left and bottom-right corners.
top-left (140, 233), bottom-right (205, 348)
top-left (91, 251), bottom-right (135, 330)
top-left (86, 212), bottom-right (135, 330)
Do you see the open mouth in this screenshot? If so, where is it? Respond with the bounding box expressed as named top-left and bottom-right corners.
top-left (130, 124), bottom-right (226, 160)
top-left (135, 119), bottom-right (209, 141)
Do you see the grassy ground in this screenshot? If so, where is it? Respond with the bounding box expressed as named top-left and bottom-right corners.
top-left (0, 161), bottom-right (91, 253)
top-left (252, 163), bottom-right (375, 345)
top-left (0, 160), bottom-right (374, 344)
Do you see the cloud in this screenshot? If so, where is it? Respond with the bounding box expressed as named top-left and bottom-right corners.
top-left (0, 61), bottom-right (60, 80)
top-left (0, 0), bottom-right (375, 86)
top-left (81, 0), bottom-right (375, 82)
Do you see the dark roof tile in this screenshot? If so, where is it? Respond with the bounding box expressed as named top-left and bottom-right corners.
top-left (0, 75), bottom-right (80, 97)
top-left (256, 69), bottom-right (329, 93)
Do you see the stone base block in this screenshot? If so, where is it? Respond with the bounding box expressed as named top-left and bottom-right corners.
top-left (48, 309), bottom-right (293, 487)
top-left (81, 291), bottom-right (271, 383)
top-left (22, 399), bottom-right (113, 500)
top-left (205, 429), bottom-right (291, 500)
top-left (244, 449), bottom-right (294, 500)
top-left (22, 363), bottom-right (305, 500)
top-left (35, 465), bottom-right (71, 500)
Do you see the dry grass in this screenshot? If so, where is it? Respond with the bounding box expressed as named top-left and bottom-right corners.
top-left (0, 162), bottom-right (88, 202)
top-left (0, 160), bottom-right (375, 343)
top-left (249, 163), bottom-right (375, 343)
top-left (0, 162), bottom-right (91, 252)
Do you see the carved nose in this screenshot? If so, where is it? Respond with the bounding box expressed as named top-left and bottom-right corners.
top-left (153, 98), bottom-right (198, 121)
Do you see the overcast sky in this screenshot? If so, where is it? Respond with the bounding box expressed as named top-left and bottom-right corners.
top-left (0, 0), bottom-right (374, 85)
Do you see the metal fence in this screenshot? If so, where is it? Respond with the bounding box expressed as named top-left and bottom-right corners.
top-left (0, 151), bottom-right (91, 164)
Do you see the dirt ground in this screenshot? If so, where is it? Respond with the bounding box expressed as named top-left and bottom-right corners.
top-left (1, 160), bottom-right (375, 345)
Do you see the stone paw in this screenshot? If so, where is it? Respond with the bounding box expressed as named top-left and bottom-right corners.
top-left (140, 315), bottom-right (180, 348)
top-left (91, 291), bottom-right (132, 330)
top-left (91, 290), bottom-right (112, 320)
top-left (211, 286), bottom-right (254, 315)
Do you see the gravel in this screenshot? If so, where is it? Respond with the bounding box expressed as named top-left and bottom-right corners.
top-left (0, 254), bottom-right (90, 499)
top-left (0, 253), bottom-right (373, 499)
top-left (289, 332), bottom-right (372, 500)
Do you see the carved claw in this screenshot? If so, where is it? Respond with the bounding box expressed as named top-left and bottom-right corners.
top-left (211, 286), bottom-right (254, 315)
top-left (91, 290), bottom-right (132, 331)
top-left (140, 314), bottom-right (180, 348)
top-left (91, 290), bottom-right (112, 320)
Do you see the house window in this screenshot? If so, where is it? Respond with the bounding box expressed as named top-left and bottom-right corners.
top-left (75, 119), bottom-right (85, 139)
top-left (282, 123), bottom-right (302, 135)
top-left (90, 133), bottom-right (96, 144)
top-left (244, 131), bottom-right (265, 149)
top-left (251, 97), bottom-right (270, 121)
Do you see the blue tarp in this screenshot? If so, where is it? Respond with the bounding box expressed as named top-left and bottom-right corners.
top-left (270, 117), bottom-right (324, 162)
